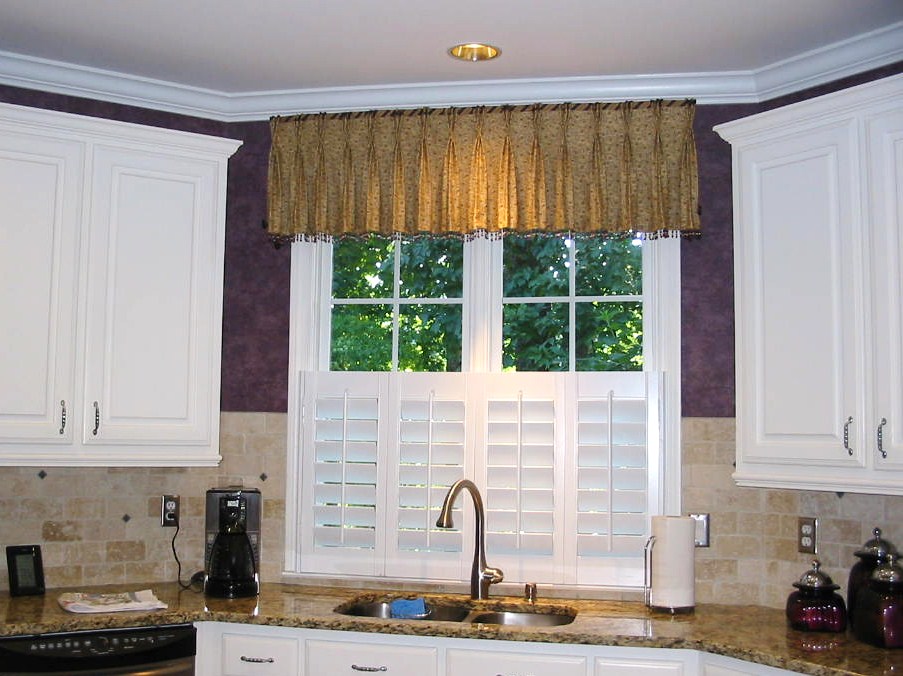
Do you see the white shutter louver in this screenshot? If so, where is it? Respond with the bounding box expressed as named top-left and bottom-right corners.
top-left (396, 385), bottom-right (466, 553)
top-left (485, 390), bottom-right (557, 557)
top-left (312, 390), bottom-right (379, 550)
top-left (575, 372), bottom-right (659, 567)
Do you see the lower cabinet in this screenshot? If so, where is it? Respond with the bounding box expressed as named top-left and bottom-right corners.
top-left (196, 622), bottom-right (797, 676)
top-left (593, 655), bottom-right (687, 676)
top-left (700, 653), bottom-right (801, 676)
top-left (307, 638), bottom-right (438, 676)
top-left (216, 624), bottom-right (301, 676)
top-left (447, 647), bottom-right (586, 676)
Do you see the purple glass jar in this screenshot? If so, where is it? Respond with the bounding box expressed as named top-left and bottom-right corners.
top-left (786, 560), bottom-right (847, 633)
top-left (848, 527), bottom-right (897, 628)
top-left (853, 553), bottom-right (903, 648)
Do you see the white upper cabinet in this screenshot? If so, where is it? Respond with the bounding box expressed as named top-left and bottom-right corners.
top-left (0, 130), bottom-right (83, 444)
top-left (0, 102), bottom-right (241, 466)
top-left (715, 74), bottom-right (903, 494)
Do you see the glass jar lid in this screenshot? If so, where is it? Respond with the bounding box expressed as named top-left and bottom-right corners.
top-left (855, 527), bottom-right (897, 559)
top-left (793, 560), bottom-right (840, 591)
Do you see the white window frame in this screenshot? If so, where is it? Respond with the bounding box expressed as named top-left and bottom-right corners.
top-left (284, 235), bottom-right (682, 590)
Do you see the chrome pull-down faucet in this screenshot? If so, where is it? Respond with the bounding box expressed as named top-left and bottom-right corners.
top-left (436, 479), bottom-right (504, 600)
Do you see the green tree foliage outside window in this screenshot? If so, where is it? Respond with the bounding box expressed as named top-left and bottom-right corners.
top-left (331, 236), bottom-right (463, 372)
top-left (502, 235), bottom-right (642, 371)
top-left (331, 234), bottom-right (642, 373)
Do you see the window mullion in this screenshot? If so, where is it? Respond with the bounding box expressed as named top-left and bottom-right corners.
top-left (463, 236), bottom-right (503, 372)
top-left (569, 235), bottom-right (577, 372)
top-left (392, 236), bottom-right (401, 371)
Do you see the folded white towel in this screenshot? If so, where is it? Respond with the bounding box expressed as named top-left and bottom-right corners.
top-left (58, 589), bottom-right (168, 613)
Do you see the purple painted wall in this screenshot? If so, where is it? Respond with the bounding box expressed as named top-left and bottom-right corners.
top-left (1, 61), bottom-right (899, 416)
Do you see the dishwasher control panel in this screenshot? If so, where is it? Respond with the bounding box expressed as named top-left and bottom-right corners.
top-left (0, 623), bottom-right (196, 673)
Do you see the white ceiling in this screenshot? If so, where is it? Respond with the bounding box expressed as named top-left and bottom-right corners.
top-left (0, 0), bottom-right (900, 120)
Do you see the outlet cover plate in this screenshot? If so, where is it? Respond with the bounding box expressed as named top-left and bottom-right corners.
top-left (798, 516), bottom-right (818, 554)
top-left (161, 495), bottom-right (180, 528)
top-left (689, 513), bottom-right (710, 547)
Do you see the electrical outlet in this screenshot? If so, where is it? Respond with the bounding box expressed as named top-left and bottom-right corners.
top-left (161, 495), bottom-right (180, 528)
top-left (798, 516), bottom-right (818, 554)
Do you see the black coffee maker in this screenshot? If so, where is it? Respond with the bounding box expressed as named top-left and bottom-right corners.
top-left (204, 488), bottom-right (260, 598)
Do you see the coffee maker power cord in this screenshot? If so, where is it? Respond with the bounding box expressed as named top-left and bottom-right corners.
top-left (170, 524), bottom-right (203, 592)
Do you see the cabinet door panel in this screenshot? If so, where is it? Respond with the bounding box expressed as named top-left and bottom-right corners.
top-left (0, 132), bottom-right (82, 442)
top-left (83, 145), bottom-right (220, 448)
top-left (733, 122), bottom-right (863, 473)
top-left (306, 639), bottom-right (438, 676)
top-left (446, 648), bottom-right (586, 676)
top-left (869, 106), bottom-right (903, 472)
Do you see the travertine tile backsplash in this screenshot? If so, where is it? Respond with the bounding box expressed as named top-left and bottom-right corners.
top-left (1, 414), bottom-right (900, 609)
top-left (0, 412), bottom-right (287, 591)
top-left (683, 418), bottom-right (903, 608)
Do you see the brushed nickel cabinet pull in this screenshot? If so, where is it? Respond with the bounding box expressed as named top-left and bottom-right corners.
top-left (843, 416), bottom-right (854, 456)
top-left (92, 401), bottom-right (100, 435)
top-left (59, 400), bottom-right (67, 435)
top-left (240, 655), bottom-right (275, 663)
top-left (351, 665), bottom-right (388, 672)
top-left (878, 417), bottom-right (888, 459)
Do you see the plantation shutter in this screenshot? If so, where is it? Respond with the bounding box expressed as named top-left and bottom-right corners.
top-left (292, 370), bottom-right (660, 586)
top-left (386, 373), bottom-right (468, 579)
top-left (479, 373), bottom-right (564, 582)
top-left (297, 371), bottom-right (385, 576)
top-left (574, 371), bottom-right (661, 587)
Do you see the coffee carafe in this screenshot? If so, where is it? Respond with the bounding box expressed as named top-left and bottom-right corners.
top-left (204, 493), bottom-right (259, 598)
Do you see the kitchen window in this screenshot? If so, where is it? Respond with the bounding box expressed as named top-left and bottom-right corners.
top-left (283, 233), bottom-right (681, 589)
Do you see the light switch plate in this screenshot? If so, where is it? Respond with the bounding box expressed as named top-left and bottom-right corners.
top-left (689, 513), bottom-right (710, 547)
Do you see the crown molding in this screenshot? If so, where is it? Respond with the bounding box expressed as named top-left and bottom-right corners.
top-left (0, 22), bottom-right (899, 121)
top-left (753, 21), bottom-right (903, 100)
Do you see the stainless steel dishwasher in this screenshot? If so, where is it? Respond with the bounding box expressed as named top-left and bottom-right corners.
top-left (0, 623), bottom-right (195, 675)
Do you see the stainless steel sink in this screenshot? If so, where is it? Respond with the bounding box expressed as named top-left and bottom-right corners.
top-left (339, 600), bottom-right (471, 622)
top-left (335, 597), bottom-right (576, 626)
top-left (468, 610), bottom-right (575, 626)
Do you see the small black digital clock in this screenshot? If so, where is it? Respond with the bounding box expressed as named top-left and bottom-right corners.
top-left (6, 545), bottom-right (45, 597)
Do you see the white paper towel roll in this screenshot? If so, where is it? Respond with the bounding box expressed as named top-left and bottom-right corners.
top-left (647, 515), bottom-right (696, 611)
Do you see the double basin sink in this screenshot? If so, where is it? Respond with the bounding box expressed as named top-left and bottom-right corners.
top-left (336, 596), bottom-right (577, 627)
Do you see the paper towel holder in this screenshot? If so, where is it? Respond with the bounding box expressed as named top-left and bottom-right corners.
top-left (643, 534), bottom-right (695, 614)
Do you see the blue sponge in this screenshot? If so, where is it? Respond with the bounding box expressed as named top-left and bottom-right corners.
top-left (389, 597), bottom-right (428, 619)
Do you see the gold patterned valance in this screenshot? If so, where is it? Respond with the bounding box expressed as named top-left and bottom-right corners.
top-left (267, 100), bottom-right (699, 241)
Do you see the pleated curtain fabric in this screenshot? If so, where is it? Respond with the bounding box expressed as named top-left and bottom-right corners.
top-left (267, 100), bottom-right (699, 241)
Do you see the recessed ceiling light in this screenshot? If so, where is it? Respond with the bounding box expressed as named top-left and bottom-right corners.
top-left (448, 43), bottom-right (500, 62)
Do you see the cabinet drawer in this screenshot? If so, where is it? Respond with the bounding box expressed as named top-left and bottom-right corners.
top-left (221, 632), bottom-right (300, 676)
top-left (446, 648), bottom-right (586, 676)
top-left (594, 656), bottom-right (685, 676)
top-left (306, 638), bottom-right (438, 676)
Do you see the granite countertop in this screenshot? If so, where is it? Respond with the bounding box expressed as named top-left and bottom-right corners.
top-left (1, 583), bottom-right (900, 676)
